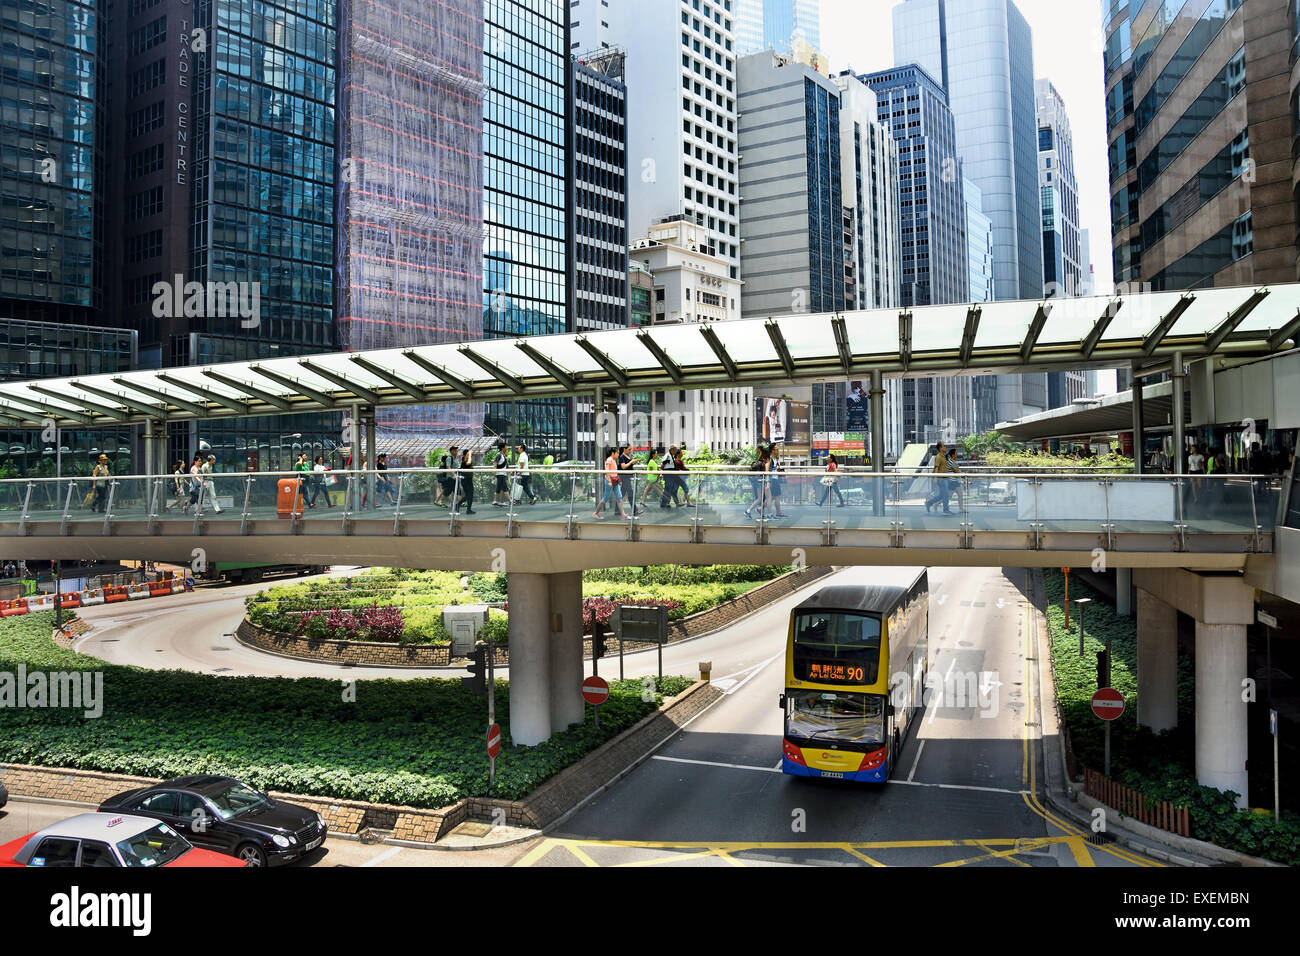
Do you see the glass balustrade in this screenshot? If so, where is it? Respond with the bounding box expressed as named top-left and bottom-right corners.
top-left (0, 469), bottom-right (1276, 549)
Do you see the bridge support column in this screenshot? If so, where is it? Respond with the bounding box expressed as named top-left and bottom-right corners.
top-left (870, 369), bottom-right (884, 517)
top-left (1131, 363), bottom-right (1144, 474)
top-left (364, 408), bottom-right (377, 509)
top-left (1136, 588), bottom-right (1178, 732)
top-left (1116, 566), bottom-right (1132, 618)
top-left (1195, 621), bottom-right (1249, 807)
top-left (549, 570), bottom-right (584, 730)
top-left (507, 572), bottom-right (553, 746)
top-left (1171, 351), bottom-right (1184, 473)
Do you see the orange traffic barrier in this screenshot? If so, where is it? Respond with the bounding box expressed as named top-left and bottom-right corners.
top-left (149, 581), bottom-right (171, 596)
top-left (104, 586), bottom-right (129, 603)
top-left (56, 592), bottom-right (81, 609)
top-left (0, 599), bottom-right (28, 616)
top-left (277, 477), bottom-right (305, 518)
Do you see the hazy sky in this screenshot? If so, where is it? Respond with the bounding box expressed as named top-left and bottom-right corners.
top-left (818, 0), bottom-right (1114, 294)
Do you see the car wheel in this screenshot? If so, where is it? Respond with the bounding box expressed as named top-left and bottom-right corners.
top-left (236, 843), bottom-right (267, 867)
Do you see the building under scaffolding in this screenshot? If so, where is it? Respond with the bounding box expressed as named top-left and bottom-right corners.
top-left (335, 0), bottom-right (486, 436)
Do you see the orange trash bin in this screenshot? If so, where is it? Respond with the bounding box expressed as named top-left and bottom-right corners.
top-left (277, 477), bottom-right (305, 518)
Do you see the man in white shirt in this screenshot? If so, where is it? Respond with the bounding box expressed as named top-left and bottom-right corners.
top-left (515, 442), bottom-right (537, 505)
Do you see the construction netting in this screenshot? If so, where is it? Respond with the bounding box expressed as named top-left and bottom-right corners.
top-left (335, 0), bottom-right (486, 435)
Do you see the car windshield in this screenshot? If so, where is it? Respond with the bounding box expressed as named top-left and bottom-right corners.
top-left (115, 823), bottom-right (191, 868)
top-left (208, 781), bottom-right (270, 820)
top-left (786, 690), bottom-right (885, 747)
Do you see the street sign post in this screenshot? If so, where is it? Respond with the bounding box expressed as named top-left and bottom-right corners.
top-left (1092, 687), bottom-right (1125, 777)
top-left (1075, 597), bottom-right (1092, 655)
top-left (582, 675), bottom-right (610, 728)
top-left (487, 722), bottom-right (501, 786)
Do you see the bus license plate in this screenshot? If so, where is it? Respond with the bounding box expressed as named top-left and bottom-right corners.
top-left (820, 772), bottom-right (844, 779)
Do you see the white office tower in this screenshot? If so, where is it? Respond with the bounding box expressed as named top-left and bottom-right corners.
top-left (570, 0), bottom-right (741, 279)
top-left (629, 218), bottom-right (751, 453)
top-left (833, 72), bottom-right (902, 313)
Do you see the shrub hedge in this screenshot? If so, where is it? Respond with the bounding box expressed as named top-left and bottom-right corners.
top-left (0, 613), bottom-right (692, 807)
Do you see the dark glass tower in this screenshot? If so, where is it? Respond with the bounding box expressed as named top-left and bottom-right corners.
top-left (0, 0), bottom-right (102, 326)
top-left (482, 0), bottom-right (570, 458)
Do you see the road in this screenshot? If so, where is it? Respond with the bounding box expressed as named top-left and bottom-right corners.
top-left (6, 564), bottom-right (1163, 867)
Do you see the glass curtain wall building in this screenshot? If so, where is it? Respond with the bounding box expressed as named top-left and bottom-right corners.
top-left (1, 0), bottom-right (101, 327)
top-left (0, 320), bottom-right (135, 478)
top-left (482, 0), bottom-right (570, 458)
top-left (335, 0), bottom-right (485, 440)
top-left (569, 48), bottom-right (629, 461)
top-left (734, 0), bottom-right (820, 55)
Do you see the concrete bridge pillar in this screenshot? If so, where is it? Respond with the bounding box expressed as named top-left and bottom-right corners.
top-left (549, 570), bottom-right (584, 730)
top-left (507, 572), bottom-right (552, 746)
top-left (1134, 568), bottom-right (1254, 807)
top-left (1116, 566), bottom-right (1132, 618)
top-left (1136, 588), bottom-right (1178, 732)
top-left (1195, 621), bottom-right (1249, 807)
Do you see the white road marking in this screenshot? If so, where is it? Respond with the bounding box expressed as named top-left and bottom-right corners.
top-left (360, 846), bottom-right (403, 867)
top-left (651, 755), bottom-right (781, 773)
top-left (650, 754), bottom-right (1026, 795)
top-left (906, 738), bottom-right (926, 782)
top-left (721, 650), bottom-right (783, 696)
top-left (712, 678), bottom-right (738, 692)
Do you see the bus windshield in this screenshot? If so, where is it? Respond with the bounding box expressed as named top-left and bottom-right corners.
top-left (786, 690), bottom-right (885, 747)
top-left (791, 611), bottom-right (882, 684)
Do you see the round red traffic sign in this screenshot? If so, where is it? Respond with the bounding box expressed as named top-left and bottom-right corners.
top-left (486, 723), bottom-right (501, 759)
top-left (1091, 687), bottom-right (1125, 721)
top-left (581, 675), bottom-right (610, 706)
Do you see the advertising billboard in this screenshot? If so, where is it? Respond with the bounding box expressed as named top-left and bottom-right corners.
top-left (846, 381), bottom-right (869, 430)
top-left (756, 397), bottom-right (811, 455)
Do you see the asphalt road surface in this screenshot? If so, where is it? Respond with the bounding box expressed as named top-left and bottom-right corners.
top-left (19, 564), bottom-right (1162, 867)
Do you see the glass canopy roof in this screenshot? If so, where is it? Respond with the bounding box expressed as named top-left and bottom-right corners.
top-left (1, 284), bottom-right (1296, 428)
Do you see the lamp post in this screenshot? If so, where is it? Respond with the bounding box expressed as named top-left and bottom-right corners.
top-left (1074, 597), bottom-right (1092, 655)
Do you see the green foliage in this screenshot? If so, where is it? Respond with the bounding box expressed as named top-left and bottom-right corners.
top-left (984, 450), bottom-right (1134, 471)
top-left (1043, 569), bottom-right (1295, 863)
top-left (960, 430), bottom-right (1012, 459)
top-left (0, 613), bottom-right (693, 806)
top-left (586, 565), bottom-right (790, 586)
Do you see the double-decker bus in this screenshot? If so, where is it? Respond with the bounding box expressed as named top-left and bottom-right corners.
top-left (779, 567), bottom-right (928, 782)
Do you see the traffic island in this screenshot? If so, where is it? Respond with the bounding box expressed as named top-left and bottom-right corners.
top-left (234, 565), bottom-right (834, 669)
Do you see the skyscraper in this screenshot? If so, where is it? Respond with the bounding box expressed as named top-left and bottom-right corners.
top-left (1104, 0), bottom-right (1295, 291)
top-left (1037, 78), bottom-right (1086, 410)
top-left (335, 0), bottom-right (485, 437)
top-left (569, 47), bottom-right (630, 461)
top-left (570, 0), bottom-right (740, 278)
top-left (1, 0), bottom-right (101, 328)
top-left (482, 0), bottom-right (571, 455)
top-left (1036, 79), bottom-right (1082, 298)
top-left (894, 0), bottom-right (1045, 422)
top-left (966, 178), bottom-right (998, 434)
top-left (862, 64), bottom-right (972, 451)
top-left (738, 52), bottom-right (843, 317)
top-left (734, 0), bottom-right (820, 56)
top-left (894, 0), bottom-right (1042, 301)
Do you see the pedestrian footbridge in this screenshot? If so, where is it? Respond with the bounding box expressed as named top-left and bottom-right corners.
top-left (0, 468), bottom-right (1282, 574)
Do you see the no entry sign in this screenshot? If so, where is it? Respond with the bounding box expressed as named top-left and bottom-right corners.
top-left (1091, 687), bottom-right (1125, 721)
top-left (486, 723), bottom-right (501, 759)
top-left (581, 675), bottom-right (610, 706)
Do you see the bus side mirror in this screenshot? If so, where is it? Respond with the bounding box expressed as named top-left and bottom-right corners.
top-left (887, 703), bottom-right (896, 717)
top-left (778, 694), bottom-right (787, 710)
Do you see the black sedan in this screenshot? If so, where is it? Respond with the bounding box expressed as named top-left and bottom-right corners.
top-left (99, 775), bottom-right (327, 867)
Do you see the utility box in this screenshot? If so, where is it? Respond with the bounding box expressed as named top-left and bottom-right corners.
top-left (442, 605), bottom-right (490, 657)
